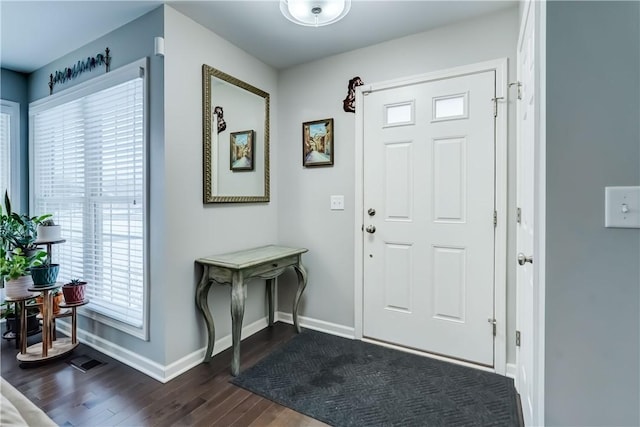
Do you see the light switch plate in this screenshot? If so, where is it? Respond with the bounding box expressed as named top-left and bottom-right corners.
top-left (605, 186), bottom-right (640, 228)
top-left (330, 195), bottom-right (344, 211)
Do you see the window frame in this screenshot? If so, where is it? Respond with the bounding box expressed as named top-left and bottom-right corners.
top-left (1, 99), bottom-right (21, 210)
top-left (29, 58), bottom-right (150, 340)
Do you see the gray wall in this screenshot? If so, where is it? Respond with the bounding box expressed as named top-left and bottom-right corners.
top-left (163, 6), bottom-right (279, 365)
top-left (277, 7), bottom-right (519, 362)
top-left (546, 2), bottom-right (640, 425)
top-left (26, 6), bottom-right (166, 363)
top-left (0, 69), bottom-right (29, 213)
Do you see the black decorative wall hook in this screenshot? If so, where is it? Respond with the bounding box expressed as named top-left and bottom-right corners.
top-left (48, 47), bottom-right (111, 95)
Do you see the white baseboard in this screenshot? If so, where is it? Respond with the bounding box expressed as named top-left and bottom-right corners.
top-left (57, 316), bottom-right (270, 383)
top-left (57, 320), bottom-right (168, 383)
top-left (161, 316), bottom-right (270, 382)
top-left (276, 311), bottom-right (355, 339)
top-left (506, 362), bottom-right (517, 380)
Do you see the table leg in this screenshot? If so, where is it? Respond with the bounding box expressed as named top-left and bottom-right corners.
top-left (19, 301), bottom-right (27, 354)
top-left (267, 278), bottom-right (275, 326)
top-left (195, 266), bottom-right (216, 363)
top-left (42, 290), bottom-right (49, 357)
top-left (47, 292), bottom-right (54, 349)
top-left (292, 262), bottom-right (308, 333)
top-left (13, 302), bottom-right (19, 350)
top-left (71, 307), bottom-right (77, 344)
top-left (230, 272), bottom-right (246, 376)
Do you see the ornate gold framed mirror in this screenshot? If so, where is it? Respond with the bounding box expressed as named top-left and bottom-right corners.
top-left (202, 65), bottom-right (270, 203)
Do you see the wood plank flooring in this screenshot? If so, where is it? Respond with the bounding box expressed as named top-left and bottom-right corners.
top-left (1, 322), bottom-right (327, 427)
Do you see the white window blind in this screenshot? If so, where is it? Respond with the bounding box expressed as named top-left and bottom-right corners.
top-left (30, 60), bottom-right (147, 336)
top-left (1, 100), bottom-right (20, 207)
top-left (0, 110), bottom-right (9, 198)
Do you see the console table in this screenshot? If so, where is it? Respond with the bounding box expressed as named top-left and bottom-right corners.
top-left (195, 245), bottom-right (308, 376)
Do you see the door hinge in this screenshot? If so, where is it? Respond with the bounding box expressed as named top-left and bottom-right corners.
top-left (493, 210), bottom-right (498, 227)
top-left (488, 318), bottom-right (497, 336)
top-left (491, 96), bottom-right (504, 117)
top-left (509, 81), bottom-right (522, 100)
top-left (516, 330), bottom-right (521, 347)
top-left (516, 207), bottom-right (522, 224)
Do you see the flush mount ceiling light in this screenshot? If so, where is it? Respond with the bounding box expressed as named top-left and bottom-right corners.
top-left (280, 0), bottom-right (351, 27)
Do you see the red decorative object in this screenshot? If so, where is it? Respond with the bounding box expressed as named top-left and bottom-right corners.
top-left (62, 282), bottom-right (86, 304)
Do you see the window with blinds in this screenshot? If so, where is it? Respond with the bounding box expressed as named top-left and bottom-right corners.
top-left (0, 110), bottom-right (9, 198)
top-left (1, 100), bottom-right (20, 207)
top-left (30, 59), bottom-right (148, 338)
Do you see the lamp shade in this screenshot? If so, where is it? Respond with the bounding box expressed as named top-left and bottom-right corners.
top-left (280, 0), bottom-right (351, 27)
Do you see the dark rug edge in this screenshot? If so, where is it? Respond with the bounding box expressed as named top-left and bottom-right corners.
top-left (230, 375), bottom-right (335, 426)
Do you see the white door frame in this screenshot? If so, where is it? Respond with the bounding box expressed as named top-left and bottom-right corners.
top-left (516, 0), bottom-right (547, 423)
top-left (354, 59), bottom-right (508, 374)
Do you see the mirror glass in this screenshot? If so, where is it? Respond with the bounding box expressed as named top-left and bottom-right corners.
top-left (203, 65), bottom-right (270, 203)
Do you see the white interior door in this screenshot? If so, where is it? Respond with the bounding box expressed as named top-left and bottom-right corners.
top-left (362, 71), bottom-right (496, 366)
top-left (516, 0), bottom-right (538, 424)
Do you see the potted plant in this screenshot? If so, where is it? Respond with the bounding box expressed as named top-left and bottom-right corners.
top-left (35, 289), bottom-right (63, 316)
top-left (36, 218), bottom-right (62, 242)
top-left (0, 247), bottom-right (46, 298)
top-left (62, 278), bottom-right (87, 304)
top-left (0, 191), bottom-right (51, 255)
top-left (1, 300), bottom-right (40, 340)
top-left (1, 192), bottom-right (48, 297)
top-left (30, 257), bottom-right (60, 287)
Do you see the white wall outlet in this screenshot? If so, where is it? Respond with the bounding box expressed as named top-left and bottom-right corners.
top-left (330, 195), bottom-right (345, 211)
top-left (605, 186), bottom-right (640, 228)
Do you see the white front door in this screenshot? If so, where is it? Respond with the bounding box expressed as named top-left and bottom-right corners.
top-left (516, 0), bottom-right (539, 424)
top-left (362, 70), bottom-right (497, 366)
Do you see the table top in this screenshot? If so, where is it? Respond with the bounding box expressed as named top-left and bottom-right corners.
top-left (59, 298), bottom-right (90, 309)
top-left (28, 282), bottom-right (63, 292)
top-left (196, 245), bottom-right (308, 270)
top-left (4, 292), bottom-right (39, 302)
top-left (35, 239), bottom-right (66, 245)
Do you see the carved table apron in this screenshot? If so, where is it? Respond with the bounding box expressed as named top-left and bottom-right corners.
top-left (195, 245), bottom-right (308, 376)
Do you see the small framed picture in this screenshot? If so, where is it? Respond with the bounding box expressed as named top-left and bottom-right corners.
top-left (230, 130), bottom-right (255, 171)
top-left (303, 118), bottom-right (334, 167)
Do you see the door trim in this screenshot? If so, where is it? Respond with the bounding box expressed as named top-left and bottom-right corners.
top-left (514, 0), bottom-right (547, 423)
top-left (354, 58), bottom-right (508, 374)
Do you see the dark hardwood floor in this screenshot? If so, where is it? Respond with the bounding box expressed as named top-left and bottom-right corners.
top-left (1, 322), bottom-right (327, 427)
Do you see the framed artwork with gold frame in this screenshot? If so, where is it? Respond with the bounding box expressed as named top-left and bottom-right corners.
top-left (302, 118), bottom-right (334, 167)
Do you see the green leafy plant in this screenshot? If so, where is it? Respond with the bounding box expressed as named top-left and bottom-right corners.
top-left (0, 247), bottom-right (46, 281)
top-left (0, 190), bottom-right (51, 254)
top-left (68, 278), bottom-right (86, 286)
top-left (40, 219), bottom-right (56, 226)
top-left (1, 192), bottom-right (50, 287)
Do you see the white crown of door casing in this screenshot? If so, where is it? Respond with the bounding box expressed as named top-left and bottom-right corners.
top-left (353, 58), bottom-right (509, 375)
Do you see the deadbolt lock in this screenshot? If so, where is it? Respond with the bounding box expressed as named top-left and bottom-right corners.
top-left (368, 208), bottom-right (376, 216)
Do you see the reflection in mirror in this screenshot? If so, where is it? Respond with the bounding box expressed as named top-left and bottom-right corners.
top-left (203, 65), bottom-right (270, 203)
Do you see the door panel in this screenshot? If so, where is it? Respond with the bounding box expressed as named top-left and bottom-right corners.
top-left (516, 0), bottom-right (538, 424)
top-left (363, 71), bottom-right (496, 366)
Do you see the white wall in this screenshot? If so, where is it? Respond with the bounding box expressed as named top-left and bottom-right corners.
top-left (163, 6), bottom-right (279, 364)
top-left (276, 7), bottom-right (520, 362)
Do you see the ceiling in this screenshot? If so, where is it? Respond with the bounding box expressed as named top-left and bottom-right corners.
top-left (1, 1), bottom-right (516, 74)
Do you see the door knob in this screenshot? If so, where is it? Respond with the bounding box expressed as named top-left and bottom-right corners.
top-left (517, 253), bottom-right (533, 265)
top-left (365, 225), bottom-right (376, 234)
